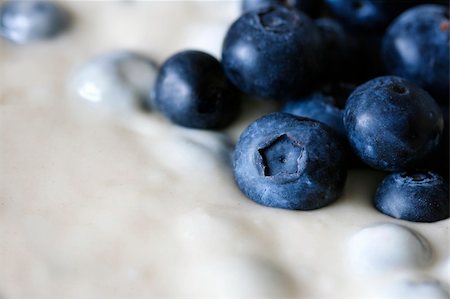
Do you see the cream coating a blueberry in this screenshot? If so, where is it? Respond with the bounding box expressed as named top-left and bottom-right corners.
top-left (0, 0), bottom-right (69, 44)
top-left (343, 76), bottom-right (443, 172)
top-left (347, 223), bottom-right (432, 274)
top-left (70, 50), bottom-right (158, 113)
top-left (382, 4), bottom-right (450, 102)
top-left (153, 50), bottom-right (240, 130)
top-left (222, 5), bottom-right (324, 100)
top-left (374, 171), bottom-right (449, 223)
top-left (233, 112), bottom-right (347, 210)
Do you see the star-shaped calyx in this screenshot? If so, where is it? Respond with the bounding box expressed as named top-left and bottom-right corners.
top-left (258, 134), bottom-right (304, 177)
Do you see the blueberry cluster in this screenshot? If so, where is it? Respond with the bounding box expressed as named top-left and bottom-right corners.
top-left (151, 2), bottom-right (450, 222)
top-left (2, 0), bottom-right (447, 223)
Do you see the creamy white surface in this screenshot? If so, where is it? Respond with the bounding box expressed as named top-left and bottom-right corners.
top-left (0, 1), bottom-right (449, 299)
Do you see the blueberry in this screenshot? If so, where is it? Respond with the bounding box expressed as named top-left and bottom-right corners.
top-left (343, 76), bottom-right (443, 171)
top-left (282, 92), bottom-right (345, 138)
top-left (153, 50), bottom-right (239, 130)
top-left (242, 0), bottom-right (320, 18)
top-left (222, 5), bottom-right (324, 100)
top-left (322, 0), bottom-right (446, 31)
top-left (382, 5), bottom-right (450, 102)
top-left (233, 112), bottom-right (347, 210)
top-left (0, 0), bottom-right (70, 44)
top-left (374, 171), bottom-right (449, 222)
top-left (322, 0), bottom-right (404, 31)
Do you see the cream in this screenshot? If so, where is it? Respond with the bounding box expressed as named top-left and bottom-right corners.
top-left (0, 1), bottom-right (448, 299)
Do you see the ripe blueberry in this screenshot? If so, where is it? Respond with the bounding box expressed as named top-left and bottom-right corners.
top-left (233, 112), bottom-right (347, 210)
top-left (322, 0), bottom-right (438, 31)
top-left (222, 5), bottom-right (324, 100)
top-left (344, 76), bottom-right (443, 171)
top-left (153, 50), bottom-right (239, 130)
top-left (374, 171), bottom-right (449, 223)
top-left (382, 5), bottom-right (450, 102)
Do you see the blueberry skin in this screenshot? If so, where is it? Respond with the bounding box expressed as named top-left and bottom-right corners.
top-left (323, 0), bottom-right (447, 31)
top-left (242, 0), bottom-right (320, 17)
top-left (344, 76), bottom-right (443, 171)
top-left (0, 1), bottom-right (70, 44)
top-left (222, 5), bottom-right (324, 100)
top-left (153, 50), bottom-right (239, 130)
top-left (323, 0), bottom-right (406, 31)
top-left (234, 112), bottom-right (347, 210)
top-left (382, 5), bottom-right (450, 102)
top-left (282, 93), bottom-right (345, 137)
top-left (374, 171), bottom-right (449, 223)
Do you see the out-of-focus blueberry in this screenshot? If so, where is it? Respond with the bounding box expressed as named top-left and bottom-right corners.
top-left (344, 76), bottom-right (443, 171)
top-left (382, 5), bottom-right (450, 102)
top-left (374, 171), bottom-right (449, 222)
top-left (0, 0), bottom-right (70, 44)
top-left (70, 50), bottom-right (158, 113)
top-left (222, 5), bottom-right (324, 100)
top-left (233, 112), bottom-right (347, 210)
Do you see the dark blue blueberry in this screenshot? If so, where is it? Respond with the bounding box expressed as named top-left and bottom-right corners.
top-left (153, 50), bottom-right (240, 130)
top-left (343, 76), bottom-right (443, 171)
top-left (315, 18), bottom-right (359, 82)
top-left (374, 171), bottom-right (449, 222)
top-left (233, 112), bottom-right (347, 210)
top-left (322, 0), bottom-right (405, 31)
top-left (382, 5), bottom-right (450, 102)
top-left (282, 92), bottom-right (345, 137)
top-left (222, 5), bottom-right (324, 100)
top-left (322, 0), bottom-right (446, 31)
top-left (242, 0), bottom-right (320, 18)
top-left (0, 1), bottom-right (70, 44)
